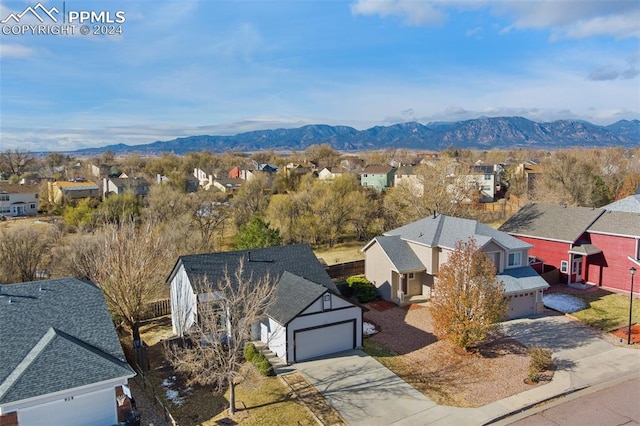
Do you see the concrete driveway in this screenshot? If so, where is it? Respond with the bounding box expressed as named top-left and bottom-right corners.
top-left (295, 349), bottom-right (436, 425)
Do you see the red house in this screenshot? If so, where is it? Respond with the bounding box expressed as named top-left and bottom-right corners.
top-left (500, 204), bottom-right (640, 292)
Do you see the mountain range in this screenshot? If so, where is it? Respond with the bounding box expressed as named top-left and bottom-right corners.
top-left (75, 116), bottom-right (639, 155)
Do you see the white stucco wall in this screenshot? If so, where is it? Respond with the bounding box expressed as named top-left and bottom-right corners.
top-left (261, 318), bottom-right (287, 359)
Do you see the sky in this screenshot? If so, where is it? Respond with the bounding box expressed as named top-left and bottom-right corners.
top-left (0, 0), bottom-right (639, 152)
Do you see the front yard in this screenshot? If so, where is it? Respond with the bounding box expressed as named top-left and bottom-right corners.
top-left (363, 303), bottom-right (548, 407)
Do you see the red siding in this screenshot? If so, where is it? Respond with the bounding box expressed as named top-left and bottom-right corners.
top-left (516, 236), bottom-right (572, 282)
top-left (587, 233), bottom-right (638, 291)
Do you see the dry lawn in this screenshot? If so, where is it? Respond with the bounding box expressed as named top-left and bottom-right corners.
top-left (314, 242), bottom-right (365, 265)
top-left (364, 304), bottom-right (551, 407)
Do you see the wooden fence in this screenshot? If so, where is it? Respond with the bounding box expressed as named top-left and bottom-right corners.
top-left (325, 260), bottom-right (365, 279)
top-left (140, 299), bottom-right (171, 321)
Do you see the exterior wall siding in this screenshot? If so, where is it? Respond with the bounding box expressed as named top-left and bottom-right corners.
top-left (405, 242), bottom-right (433, 274)
top-left (364, 242), bottom-right (395, 300)
top-left (587, 233), bottom-right (639, 291)
top-left (170, 267), bottom-right (197, 336)
top-left (515, 236), bottom-right (571, 283)
top-left (262, 318), bottom-right (286, 359)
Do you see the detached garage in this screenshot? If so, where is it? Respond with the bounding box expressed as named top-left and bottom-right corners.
top-left (262, 272), bottom-right (362, 363)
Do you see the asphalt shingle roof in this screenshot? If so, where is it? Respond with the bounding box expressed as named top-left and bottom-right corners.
top-left (603, 195), bottom-right (640, 214)
top-left (268, 272), bottom-right (327, 325)
top-left (171, 244), bottom-right (337, 293)
top-left (374, 235), bottom-right (426, 272)
top-left (588, 210), bottom-right (640, 238)
top-left (499, 203), bottom-right (604, 243)
top-left (385, 214), bottom-right (530, 250)
top-left (498, 266), bottom-right (550, 294)
top-left (0, 278), bottom-right (134, 405)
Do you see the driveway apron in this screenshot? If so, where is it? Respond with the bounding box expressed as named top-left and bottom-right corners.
top-left (295, 349), bottom-right (436, 425)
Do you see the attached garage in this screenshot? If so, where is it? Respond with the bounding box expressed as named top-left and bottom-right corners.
top-left (294, 320), bottom-right (356, 362)
top-left (499, 266), bottom-right (549, 320)
top-left (506, 293), bottom-right (536, 319)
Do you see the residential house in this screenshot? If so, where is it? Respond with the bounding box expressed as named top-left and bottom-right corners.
top-left (318, 167), bottom-right (344, 181)
top-left (168, 244), bottom-right (363, 363)
top-left (514, 161), bottom-right (543, 199)
top-left (499, 204), bottom-right (605, 287)
top-left (47, 180), bottom-right (100, 205)
top-left (0, 184), bottom-right (39, 217)
top-left (103, 177), bottom-right (150, 198)
top-left (213, 178), bottom-right (244, 194)
top-left (363, 214), bottom-right (549, 319)
top-left (156, 174), bottom-right (200, 193)
top-left (193, 168), bottom-right (216, 190)
top-left (340, 157), bottom-right (365, 173)
top-left (394, 166), bottom-right (423, 196)
top-left (361, 165), bottom-right (396, 192)
top-left (462, 165), bottom-right (499, 203)
top-left (603, 194), bottom-right (640, 213)
top-left (0, 278), bottom-right (136, 426)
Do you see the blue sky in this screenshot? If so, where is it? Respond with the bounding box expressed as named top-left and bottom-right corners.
top-left (1, 0), bottom-right (639, 151)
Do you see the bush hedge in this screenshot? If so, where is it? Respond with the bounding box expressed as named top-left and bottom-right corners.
top-left (346, 276), bottom-right (379, 303)
top-left (244, 343), bottom-right (275, 376)
top-left (244, 342), bottom-right (259, 362)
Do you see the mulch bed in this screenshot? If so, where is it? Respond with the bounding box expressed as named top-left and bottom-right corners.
top-left (404, 304), bottom-right (425, 311)
top-left (611, 324), bottom-right (640, 344)
top-left (367, 300), bottom-right (397, 311)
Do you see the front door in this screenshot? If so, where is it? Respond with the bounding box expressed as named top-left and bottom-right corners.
top-left (572, 255), bottom-right (583, 283)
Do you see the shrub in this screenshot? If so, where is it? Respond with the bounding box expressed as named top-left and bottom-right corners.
top-left (253, 352), bottom-right (275, 376)
top-left (527, 368), bottom-right (540, 383)
top-left (244, 343), bottom-right (259, 362)
top-left (530, 346), bottom-right (553, 371)
top-left (346, 276), bottom-right (379, 303)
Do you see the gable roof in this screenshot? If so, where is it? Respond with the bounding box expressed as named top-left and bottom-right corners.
top-left (588, 210), bottom-right (640, 238)
top-left (0, 184), bottom-right (40, 194)
top-left (385, 214), bottom-right (530, 251)
top-left (363, 165), bottom-right (395, 174)
top-left (603, 194), bottom-right (640, 213)
top-left (169, 244), bottom-right (338, 294)
top-left (371, 235), bottom-right (426, 272)
top-left (108, 177), bottom-right (150, 188)
top-left (268, 271), bottom-right (328, 325)
top-left (0, 278), bottom-right (134, 405)
top-left (497, 266), bottom-right (549, 295)
top-left (499, 203), bottom-right (604, 243)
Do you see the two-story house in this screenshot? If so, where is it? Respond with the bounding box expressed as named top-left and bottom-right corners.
top-left (361, 165), bottom-right (396, 192)
top-left (363, 214), bottom-right (549, 319)
top-left (103, 177), bottom-right (150, 199)
top-left (47, 180), bottom-right (100, 205)
top-left (0, 184), bottom-right (39, 217)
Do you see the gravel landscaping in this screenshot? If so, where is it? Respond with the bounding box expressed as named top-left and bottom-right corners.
top-left (364, 303), bottom-right (551, 407)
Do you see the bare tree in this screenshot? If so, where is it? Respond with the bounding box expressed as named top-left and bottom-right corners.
top-left (167, 260), bottom-right (276, 415)
top-left (0, 223), bottom-right (58, 283)
top-left (0, 149), bottom-right (36, 177)
top-left (430, 238), bottom-right (507, 351)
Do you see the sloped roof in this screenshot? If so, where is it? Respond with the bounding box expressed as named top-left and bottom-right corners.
top-left (268, 272), bottom-right (327, 325)
top-left (363, 165), bottom-right (395, 174)
top-left (108, 177), bottom-right (150, 188)
top-left (0, 278), bottom-right (134, 405)
top-left (588, 210), bottom-right (640, 238)
top-left (499, 203), bottom-right (604, 243)
top-left (54, 181), bottom-right (99, 190)
top-left (170, 244), bottom-right (338, 294)
top-left (497, 266), bottom-right (550, 294)
top-left (385, 214), bottom-right (530, 251)
top-left (0, 184), bottom-right (40, 194)
top-left (372, 235), bottom-right (425, 272)
top-left (603, 194), bottom-right (640, 213)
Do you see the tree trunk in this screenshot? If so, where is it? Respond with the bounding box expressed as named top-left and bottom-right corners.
top-left (228, 380), bottom-right (236, 415)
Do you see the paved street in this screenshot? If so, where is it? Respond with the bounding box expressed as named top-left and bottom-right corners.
top-left (508, 377), bottom-right (640, 426)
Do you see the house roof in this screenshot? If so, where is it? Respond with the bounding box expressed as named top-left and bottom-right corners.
top-left (0, 184), bottom-right (40, 194)
top-left (499, 203), bottom-right (605, 243)
top-left (214, 178), bottom-right (244, 187)
top-left (588, 210), bottom-right (640, 238)
top-left (372, 236), bottom-right (425, 272)
top-left (108, 177), bottom-right (150, 188)
top-left (54, 181), bottom-right (99, 190)
top-left (268, 271), bottom-right (328, 325)
top-left (0, 278), bottom-right (134, 405)
top-left (385, 214), bottom-right (531, 251)
top-left (169, 244), bottom-right (338, 294)
top-left (363, 165), bottom-right (395, 174)
top-left (603, 195), bottom-right (640, 213)
top-left (395, 166), bottom-right (416, 176)
top-left (497, 266), bottom-right (549, 295)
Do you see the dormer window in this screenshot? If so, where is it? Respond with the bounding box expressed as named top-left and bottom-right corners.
top-left (508, 252), bottom-right (521, 267)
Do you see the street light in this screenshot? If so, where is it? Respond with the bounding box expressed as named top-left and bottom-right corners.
top-left (628, 267), bottom-right (637, 345)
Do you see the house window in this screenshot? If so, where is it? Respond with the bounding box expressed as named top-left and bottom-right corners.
top-left (0, 207), bottom-right (10, 214)
top-left (481, 185), bottom-right (492, 191)
top-left (30, 203), bottom-right (36, 209)
top-left (508, 252), bottom-right (521, 267)
top-left (560, 260), bottom-right (568, 273)
top-left (408, 272), bottom-right (415, 279)
top-left (484, 174), bottom-right (492, 180)
top-left (0, 194), bottom-right (8, 201)
top-left (323, 293), bottom-right (331, 311)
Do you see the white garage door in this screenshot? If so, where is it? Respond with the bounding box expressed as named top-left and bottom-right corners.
top-left (507, 293), bottom-right (535, 319)
top-left (294, 320), bottom-right (355, 362)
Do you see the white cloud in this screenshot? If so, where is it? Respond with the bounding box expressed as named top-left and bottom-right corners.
top-left (0, 43), bottom-right (36, 58)
top-left (351, 0), bottom-right (447, 26)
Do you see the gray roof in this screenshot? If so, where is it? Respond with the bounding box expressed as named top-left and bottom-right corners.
top-left (499, 203), bottom-right (604, 243)
top-left (374, 236), bottom-right (426, 272)
top-left (385, 214), bottom-right (530, 251)
top-left (603, 195), bottom-right (640, 213)
top-left (109, 177), bottom-right (150, 188)
top-left (0, 278), bottom-right (134, 405)
top-left (588, 210), bottom-right (640, 238)
top-left (268, 272), bottom-right (328, 325)
top-left (170, 244), bottom-right (338, 294)
top-left (497, 266), bottom-right (550, 295)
